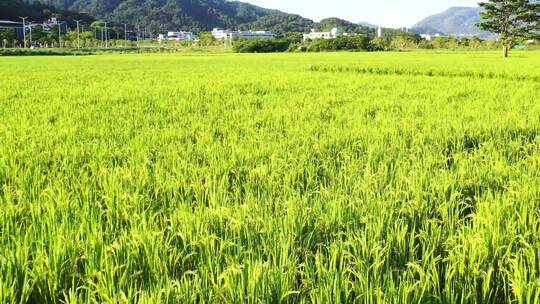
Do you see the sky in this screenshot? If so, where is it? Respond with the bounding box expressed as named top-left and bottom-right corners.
top-left (243, 0), bottom-right (480, 28)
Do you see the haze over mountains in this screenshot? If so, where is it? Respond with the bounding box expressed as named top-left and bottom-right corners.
top-left (13, 0), bottom-right (491, 38)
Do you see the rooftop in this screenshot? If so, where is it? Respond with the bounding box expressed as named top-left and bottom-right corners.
top-left (0, 20), bottom-right (22, 25)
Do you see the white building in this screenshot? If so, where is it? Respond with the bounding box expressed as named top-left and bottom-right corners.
top-left (158, 31), bottom-right (196, 41)
top-left (211, 28), bottom-right (275, 40)
top-left (303, 28), bottom-right (345, 41)
top-left (41, 18), bottom-right (58, 27)
top-left (420, 33), bottom-right (442, 41)
top-left (211, 28), bottom-right (236, 40)
top-left (377, 26), bottom-right (382, 38)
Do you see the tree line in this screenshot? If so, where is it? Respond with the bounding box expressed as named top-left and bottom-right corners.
top-left (0, 23), bottom-right (141, 49)
top-left (231, 32), bottom-right (539, 53)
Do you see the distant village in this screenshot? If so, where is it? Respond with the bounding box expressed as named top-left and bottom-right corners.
top-left (0, 15), bottom-right (507, 46)
top-left (4, 16), bottom-right (406, 48)
top-left (159, 26), bottom-right (388, 42)
top-left (154, 26), bottom-right (468, 43)
top-left (1, 17), bottom-right (537, 50)
top-left (3, 17), bottom-right (397, 47)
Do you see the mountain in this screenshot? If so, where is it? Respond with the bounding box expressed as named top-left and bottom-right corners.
top-left (317, 18), bottom-right (373, 35)
top-left (20, 0), bottom-right (373, 34)
top-left (1, 0), bottom-right (94, 25)
top-left (411, 7), bottom-right (495, 38)
top-left (243, 13), bottom-right (314, 33)
top-left (248, 16), bottom-right (373, 35)
top-left (22, 0), bottom-right (309, 32)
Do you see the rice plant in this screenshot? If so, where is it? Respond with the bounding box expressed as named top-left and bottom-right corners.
top-left (0, 51), bottom-right (540, 303)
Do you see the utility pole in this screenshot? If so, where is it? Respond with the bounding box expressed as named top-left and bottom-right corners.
top-left (19, 16), bottom-right (28, 48)
top-left (75, 20), bottom-right (82, 49)
top-left (104, 22), bottom-right (108, 48)
top-left (124, 23), bottom-right (128, 46)
top-left (28, 21), bottom-right (33, 46)
top-left (58, 20), bottom-right (62, 48)
top-left (137, 25), bottom-right (140, 48)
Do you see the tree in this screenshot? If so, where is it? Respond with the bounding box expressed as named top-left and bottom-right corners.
top-left (198, 32), bottom-right (216, 46)
top-left (282, 32), bottom-right (303, 44)
top-left (305, 35), bottom-right (372, 52)
top-left (478, 0), bottom-right (540, 57)
top-left (233, 39), bottom-right (290, 53)
top-left (0, 29), bottom-right (18, 48)
top-left (389, 32), bottom-right (421, 50)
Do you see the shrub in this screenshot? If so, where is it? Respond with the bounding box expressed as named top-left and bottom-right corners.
top-left (305, 35), bottom-right (372, 52)
top-left (0, 49), bottom-right (93, 56)
top-left (233, 39), bottom-right (291, 53)
top-left (370, 37), bottom-right (387, 51)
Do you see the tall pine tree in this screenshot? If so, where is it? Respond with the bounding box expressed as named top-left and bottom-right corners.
top-left (478, 0), bottom-right (540, 57)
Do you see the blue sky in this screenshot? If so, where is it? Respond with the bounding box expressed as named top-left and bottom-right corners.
top-left (243, 0), bottom-right (480, 28)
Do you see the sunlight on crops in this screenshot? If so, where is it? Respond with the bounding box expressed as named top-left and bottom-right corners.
top-left (1, 51), bottom-right (540, 303)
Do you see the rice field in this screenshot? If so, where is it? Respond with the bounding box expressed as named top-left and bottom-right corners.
top-left (1, 51), bottom-right (540, 303)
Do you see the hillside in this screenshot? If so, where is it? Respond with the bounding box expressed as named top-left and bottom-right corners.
top-left (411, 7), bottom-right (495, 38)
top-left (1, 0), bottom-right (94, 24)
top-left (317, 18), bottom-right (373, 35)
top-left (240, 13), bottom-right (314, 33)
top-left (23, 0), bottom-right (303, 32)
top-left (20, 0), bottom-right (372, 34)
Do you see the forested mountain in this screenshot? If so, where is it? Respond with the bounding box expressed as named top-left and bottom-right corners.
top-left (21, 0), bottom-right (298, 32)
top-left (243, 16), bottom-right (373, 34)
top-left (17, 0), bottom-right (373, 34)
top-left (0, 0), bottom-right (94, 23)
top-left (4, 0), bottom-right (372, 35)
top-left (317, 18), bottom-right (373, 35)
top-left (241, 14), bottom-right (314, 33)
